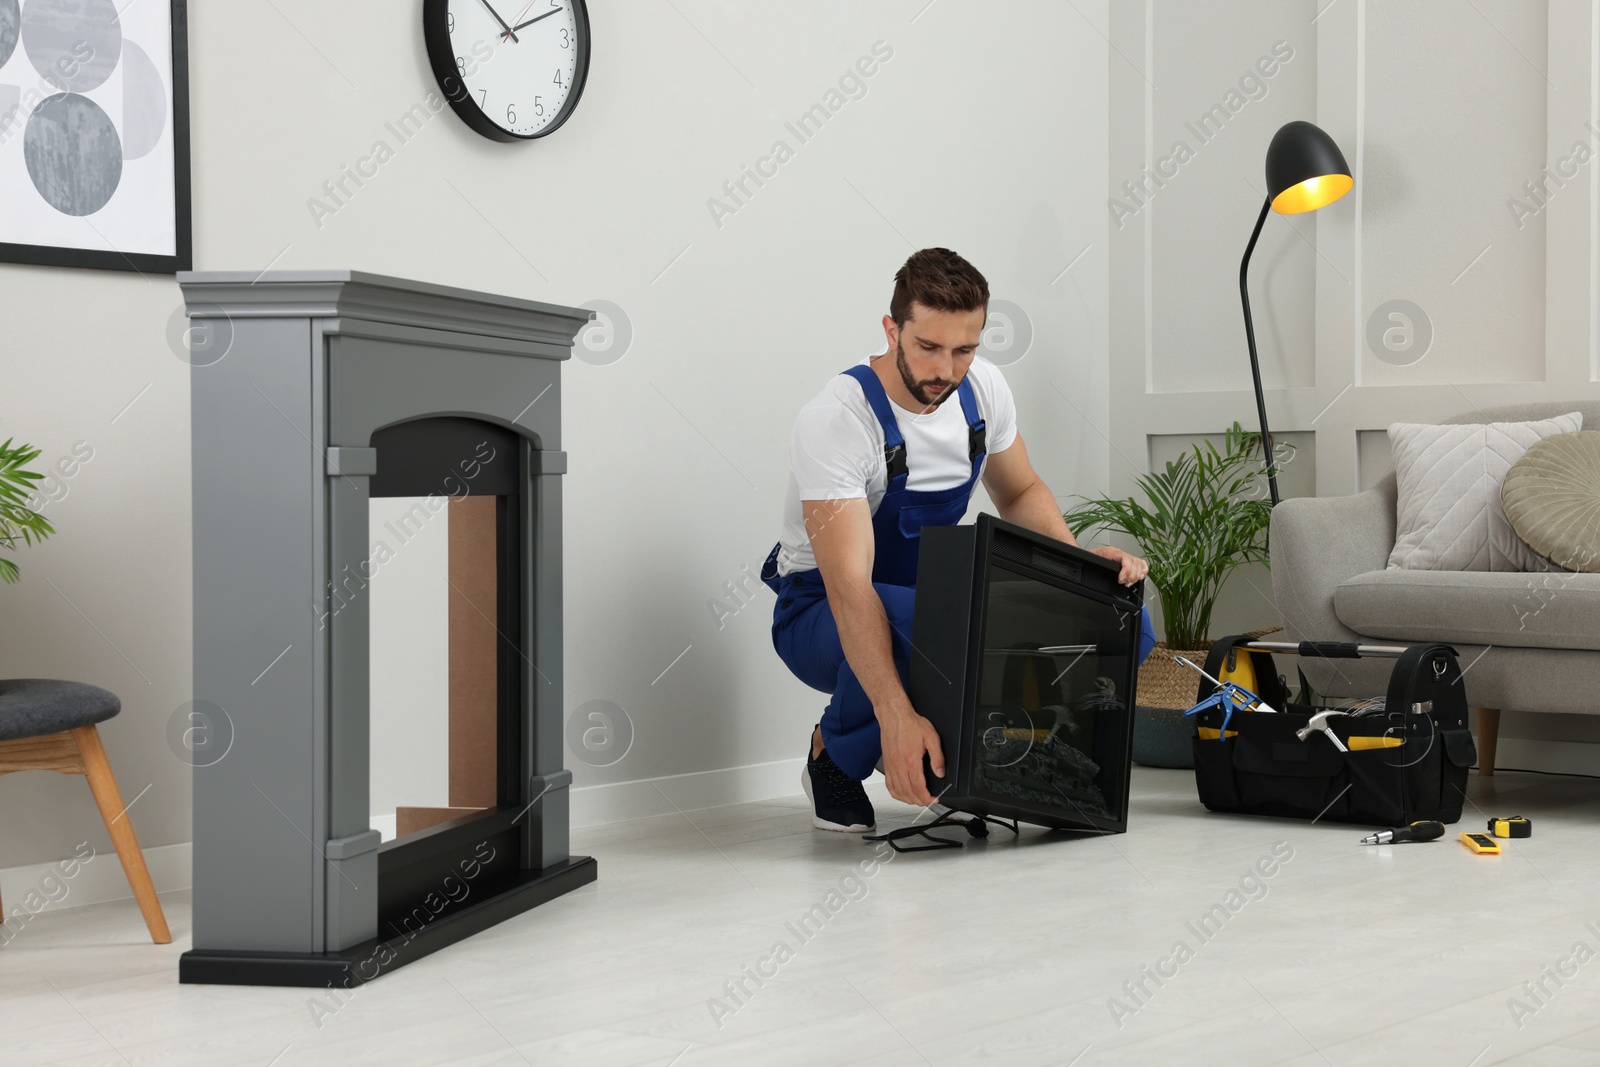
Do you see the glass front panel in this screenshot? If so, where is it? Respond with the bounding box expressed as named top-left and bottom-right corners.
top-left (971, 562), bottom-right (1135, 822)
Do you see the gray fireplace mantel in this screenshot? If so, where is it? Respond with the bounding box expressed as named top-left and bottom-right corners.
top-left (179, 269), bottom-right (591, 347)
top-left (178, 270), bottom-right (595, 986)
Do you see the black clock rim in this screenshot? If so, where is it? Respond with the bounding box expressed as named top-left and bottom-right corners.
top-left (423, 0), bottom-right (591, 143)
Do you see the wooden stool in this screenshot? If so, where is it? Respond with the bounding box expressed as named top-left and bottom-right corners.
top-left (0, 679), bottom-right (171, 944)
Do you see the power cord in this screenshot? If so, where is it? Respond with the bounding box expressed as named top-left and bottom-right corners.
top-left (863, 808), bottom-right (1021, 853)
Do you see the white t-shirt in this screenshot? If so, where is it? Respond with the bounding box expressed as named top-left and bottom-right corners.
top-left (774, 354), bottom-right (1019, 576)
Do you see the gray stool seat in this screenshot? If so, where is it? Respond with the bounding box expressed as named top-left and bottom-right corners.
top-left (0, 679), bottom-right (121, 742)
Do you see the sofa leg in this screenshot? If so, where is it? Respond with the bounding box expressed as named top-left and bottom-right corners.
top-left (1475, 708), bottom-right (1500, 777)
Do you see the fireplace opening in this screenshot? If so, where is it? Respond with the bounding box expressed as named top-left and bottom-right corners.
top-left (367, 416), bottom-right (527, 936)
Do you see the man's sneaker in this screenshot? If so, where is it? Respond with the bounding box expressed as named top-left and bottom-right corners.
top-left (802, 741), bottom-right (875, 832)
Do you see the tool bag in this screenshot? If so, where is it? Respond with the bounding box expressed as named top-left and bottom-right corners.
top-left (1189, 638), bottom-right (1477, 826)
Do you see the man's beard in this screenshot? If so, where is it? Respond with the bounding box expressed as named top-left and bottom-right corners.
top-left (895, 339), bottom-right (956, 408)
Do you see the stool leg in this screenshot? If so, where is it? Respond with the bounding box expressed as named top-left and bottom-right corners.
top-left (70, 726), bottom-right (171, 944)
top-left (1476, 708), bottom-right (1500, 777)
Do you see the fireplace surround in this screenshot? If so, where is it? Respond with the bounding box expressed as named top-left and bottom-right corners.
top-left (177, 271), bottom-right (594, 986)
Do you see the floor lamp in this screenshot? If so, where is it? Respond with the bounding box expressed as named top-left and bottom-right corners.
top-left (1240, 119), bottom-right (1353, 505)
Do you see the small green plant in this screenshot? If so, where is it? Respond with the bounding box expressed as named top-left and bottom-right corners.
top-left (0, 438), bottom-right (55, 583)
top-left (1063, 423), bottom-right (1286, 651)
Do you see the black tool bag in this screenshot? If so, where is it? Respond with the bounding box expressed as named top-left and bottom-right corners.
top-left (1189, 638), bottom-right (1477, 827)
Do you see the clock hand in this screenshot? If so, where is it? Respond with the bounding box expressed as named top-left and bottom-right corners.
top-left (477, 0), bottom-right (520, 44)
top-left (507, 6), bottom-right (564, 33)
top-left (500, 1), bottom-right (538, 41)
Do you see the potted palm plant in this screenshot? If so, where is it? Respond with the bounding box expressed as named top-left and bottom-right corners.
top-left (1, 438), bottom-right (55, 583)
top-left (1063, 423), bottom-right (1286, 767)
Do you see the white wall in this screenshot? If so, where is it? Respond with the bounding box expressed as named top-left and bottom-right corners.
top-left (0, 1), bottom-right (1111, 867)
top-left (367, 497), bottom-right (451, 838)
top-left (1107, 0), bottom-right (1326, 644)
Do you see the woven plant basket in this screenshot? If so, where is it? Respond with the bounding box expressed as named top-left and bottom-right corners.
top-left (1132, 628), bottom-right (1281, 769)
top-left (1138, 643), bottom-right (1209, 711)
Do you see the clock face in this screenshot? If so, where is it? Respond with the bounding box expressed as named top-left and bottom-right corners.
top-left (424, 0), bottom-right (590, 141)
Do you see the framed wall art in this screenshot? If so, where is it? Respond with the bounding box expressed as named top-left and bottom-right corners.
top-left (0, 0), bottom-right (190, 273)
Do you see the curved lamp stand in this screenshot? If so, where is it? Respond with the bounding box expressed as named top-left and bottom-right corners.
top-left (1240, 197), bottom-right (1279, 505)
top-left (1240, 120), bottom-right (1354, 507)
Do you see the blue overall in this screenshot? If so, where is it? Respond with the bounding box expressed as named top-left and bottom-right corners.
top-left (762, 364), bottom-right (1156, 781)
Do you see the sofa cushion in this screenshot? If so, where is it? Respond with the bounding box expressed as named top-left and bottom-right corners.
top-left (1387, 413), bottom-right (1582, 572)
top-left (1502, 431), bottom-right (1600, 572)
top-left (1334, 569), bottom-right (1600, 651)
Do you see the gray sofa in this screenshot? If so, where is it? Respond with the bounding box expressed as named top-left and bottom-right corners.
top-left (1270, 401), bottom-right (1600, 774)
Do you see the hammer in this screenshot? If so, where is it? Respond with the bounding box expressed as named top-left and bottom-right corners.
top-left (1296, 710), bottom-right (1349, 752)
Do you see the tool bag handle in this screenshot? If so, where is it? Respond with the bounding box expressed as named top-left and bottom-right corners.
top-left (1243, 641), bottom-right (1468, 715)
top-left (1235, 640), bottom-right (1416, 660)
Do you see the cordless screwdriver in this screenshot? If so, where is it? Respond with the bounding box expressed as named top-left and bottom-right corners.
top-left (1359, 820), bottom-right (1446, 845)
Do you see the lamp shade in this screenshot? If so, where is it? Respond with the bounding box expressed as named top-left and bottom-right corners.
top-left (1265, 120), bottom-right (1352, 214)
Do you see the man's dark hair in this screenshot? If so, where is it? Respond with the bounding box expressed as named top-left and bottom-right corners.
top-left (889, 248), bottom-right (989, 327)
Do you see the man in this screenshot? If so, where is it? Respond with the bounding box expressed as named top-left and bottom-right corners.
top-left (760, 248), bottom-right (1154, 832)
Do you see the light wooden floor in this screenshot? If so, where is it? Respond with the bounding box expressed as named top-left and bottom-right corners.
top-left (6, 766), bottom-right (1600, 1066)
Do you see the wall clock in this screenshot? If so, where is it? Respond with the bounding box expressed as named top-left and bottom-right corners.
top-left (423, 0), bottom-right (590, 142)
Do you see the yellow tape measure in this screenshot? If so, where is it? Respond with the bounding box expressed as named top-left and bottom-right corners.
top-left (1488, 816), bottom-right (1532, 839)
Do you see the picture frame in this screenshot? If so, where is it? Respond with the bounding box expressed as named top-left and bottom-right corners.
top-left (0, 0), bottom-right (190, 274)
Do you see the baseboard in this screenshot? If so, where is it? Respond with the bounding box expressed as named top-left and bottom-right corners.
top-left (569, 757), bottom-right (807, 827)
top-left (1492, 737), bottom-right (1600, 778)
top-left (365, 761), bottom-right (811, 838)
top-left (0, 840), bottom-right (191, 918)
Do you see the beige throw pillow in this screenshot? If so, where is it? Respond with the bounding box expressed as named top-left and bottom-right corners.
top-left (1502, 431), bottom-right (1600, 572)
top-left (1387, 413), bottom-right (1584, 572)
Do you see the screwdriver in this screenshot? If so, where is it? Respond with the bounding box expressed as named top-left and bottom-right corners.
top-left (1359, 820), bottom-right (1446, 845)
